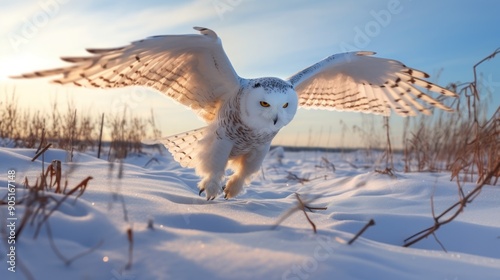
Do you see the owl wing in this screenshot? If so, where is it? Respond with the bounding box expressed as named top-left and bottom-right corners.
top-left (143, 127), bottom-right (206, 168)
top-left (287, 51), bottom-right (457, 116)
top-left (11, 27), bottom-right (241, 122)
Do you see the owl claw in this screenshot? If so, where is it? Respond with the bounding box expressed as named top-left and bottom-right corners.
top-left (200, 188), bottom-right (218, 200)
top-left (222, 185), bottom-right (229, 199)
top-left (199, 184), bottom-right (225, 200)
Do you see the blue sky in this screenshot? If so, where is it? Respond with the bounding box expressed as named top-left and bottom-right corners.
top-left (1, 0), bottom-right (499, 147)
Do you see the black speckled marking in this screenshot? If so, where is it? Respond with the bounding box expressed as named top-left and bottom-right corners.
top-left (252, 77), bottom-right (292, 93)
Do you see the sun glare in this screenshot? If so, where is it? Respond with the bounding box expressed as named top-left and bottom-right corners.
top-left (0, 54), bottom-right (45, 81)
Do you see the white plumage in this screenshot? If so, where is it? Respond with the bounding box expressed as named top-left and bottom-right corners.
top-left (13, 27), bottom-right (457, 200)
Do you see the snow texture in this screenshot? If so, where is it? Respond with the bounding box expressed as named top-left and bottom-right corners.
top-left (0, 147), bottom-right (499, 280)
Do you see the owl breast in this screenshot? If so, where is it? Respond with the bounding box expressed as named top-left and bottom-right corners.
top-left (218, 95), bottom-right (277, 158)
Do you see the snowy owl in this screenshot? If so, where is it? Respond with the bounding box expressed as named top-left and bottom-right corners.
top-left (13, 27), bottom-right (456, 200)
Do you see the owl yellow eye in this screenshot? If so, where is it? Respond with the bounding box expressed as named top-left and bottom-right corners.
top-left (283, 103), bottom-right (289, 108)
top-left (260, 101), bottom-right (270, 107)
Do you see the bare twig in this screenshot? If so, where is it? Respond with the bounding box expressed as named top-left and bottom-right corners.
top-left (147, 218), bottom-right (154, 230)
top-left (50, 160), bottom-right (62, 193)
top-left (375, 167), bottom-right (396, 178)
top-left (31, 143), bottom-right (52, 162)
top-left (16, 257), bottom-right (35, 280)
top-left (315, 157), bottom-right (336, 173)
top-left (295, 193), bottom-right (318, 233)
top-left (404, 161), bottom-right (500, 247)
top-left (144, 157), bottom-right (160, 168)
top-left (111, 192), bottom-right (129, 223)
top-left (432, 232), bottom-right (447, 252)
top-left (286, 172), bottom-right (311, 185)
top-left (97, 113), bottom-right (104, 159)
top-left (46, 219), bottom-right (103, 266)
top-left (348, 219), bottom-right (375, 245)
top-left (35, 128), bottom-right (46, 154)
top-left (383, 116), bottom-right (394, 169)
top-left (272, 193), bottom-right (327, 234)
top-left (125, 227), bottom-right (134, 269)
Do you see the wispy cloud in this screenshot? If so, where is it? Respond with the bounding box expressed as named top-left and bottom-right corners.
top-left (1, 0), bottom-right (219, 78)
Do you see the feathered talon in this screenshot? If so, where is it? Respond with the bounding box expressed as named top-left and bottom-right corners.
top-left (199, 189), bottom-right (205, 196)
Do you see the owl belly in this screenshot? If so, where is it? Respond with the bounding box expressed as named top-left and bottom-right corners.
top-left (224, 122), bottom-right (277, 158)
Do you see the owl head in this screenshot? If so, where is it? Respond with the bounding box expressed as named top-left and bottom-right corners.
top-left (240, 78), bottom-right (298, 132)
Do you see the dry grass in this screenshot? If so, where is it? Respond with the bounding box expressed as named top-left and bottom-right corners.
top-left (402, 49), bottom-right (499, 185)
top-left (0, 154), bottom-right (95, 279)
top-left (0, 142), bottom-right (139, 274)
top-left (0, 92), bottom-right (161, 159)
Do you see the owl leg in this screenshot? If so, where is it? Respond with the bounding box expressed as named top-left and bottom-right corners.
top-left (224, 144), bottom-right (271, 199)
top-left (196, 137), bottom-right (233, 200)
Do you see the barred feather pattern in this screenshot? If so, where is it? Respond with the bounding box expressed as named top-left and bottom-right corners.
top-left (12, 27), bottom-right (240, 122)
top-left (288, 51), bottom-right (457, 116)
top-left (150, 127), bottom-right (206, 168)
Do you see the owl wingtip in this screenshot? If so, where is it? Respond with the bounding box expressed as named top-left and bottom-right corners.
top-left (193, 26), bottom-right (217, 39)
top-left (356, 51), bottom-right (376, 56)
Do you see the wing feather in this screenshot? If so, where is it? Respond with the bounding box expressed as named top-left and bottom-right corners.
top-left (388, 82), bottom-right (432, 115)
top-left (288, 51), bottom-right (457, 116)
top-left (142, 127), bottom-right (206, 168)
top-left (361, 84), bottom-right (389, 115)
top-left (11, 27), bottom-right (241, 122)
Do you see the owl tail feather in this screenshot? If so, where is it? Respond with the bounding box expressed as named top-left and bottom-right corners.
top-left (142, 127), bottom-right (206, 168)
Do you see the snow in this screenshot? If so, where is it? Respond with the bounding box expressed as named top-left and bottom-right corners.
top-left (1, 146), bottom-right (499, 280)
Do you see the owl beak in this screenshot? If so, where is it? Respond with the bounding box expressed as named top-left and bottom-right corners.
top-left (273, 115), bottom-right (278, 125)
